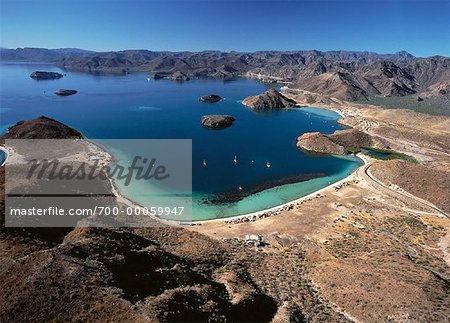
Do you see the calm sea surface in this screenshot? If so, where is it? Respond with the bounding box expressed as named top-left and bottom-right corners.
top-left (0, 62), bottom-right (361, 220)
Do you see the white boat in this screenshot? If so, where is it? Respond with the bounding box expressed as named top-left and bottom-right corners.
top-left (234, 155), bottom-right (237, 163)
top-left (266, 162), bottom-right (271, 168)
top-left (239, 185), bottom-right (242, 190)
top-left (147, 77), bottom-right (151, 81)
top-left (202, 159), bottom-right (207, 166)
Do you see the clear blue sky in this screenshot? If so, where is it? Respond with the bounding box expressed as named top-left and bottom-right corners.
top-left (0, 0), bottom-right (449, 57)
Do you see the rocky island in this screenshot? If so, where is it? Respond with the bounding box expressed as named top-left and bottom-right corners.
top-left (30, 71), bottom-right (64, 80)
top-left (55, 89), bottom-right (78, 96)
top-left (199, 94), bottom-right (222, 103)
top-left (242, 88), bottom-right (297, 110)
top-left (201, 115), bottom-right (235, 129)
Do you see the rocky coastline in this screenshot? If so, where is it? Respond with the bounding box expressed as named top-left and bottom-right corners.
top-left (297, 128), bottom-right (387, 155)
top-left (242, 88), bottom-right (297, 110)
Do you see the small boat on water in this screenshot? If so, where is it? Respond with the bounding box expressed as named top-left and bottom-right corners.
top-left (234, 155), bottom-right (237, 163)
top-left (202, 159), bottom-right (207, 166)
top-left (266, 162), bottom-right (271, 168)
top-left (239, 185), bottom-right (242, 190)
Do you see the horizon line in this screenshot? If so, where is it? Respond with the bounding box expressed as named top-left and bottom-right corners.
top-left (3, 46), bottom-right (449, 58)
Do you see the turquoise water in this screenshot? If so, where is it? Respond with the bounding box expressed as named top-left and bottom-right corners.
top-left (0, 62), bottom-right (361, 220)
top-left (0, 150), bottom-right (5, 166)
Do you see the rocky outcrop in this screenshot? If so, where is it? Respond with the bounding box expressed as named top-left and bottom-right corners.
top-left (30, 71), bottom-right (63, 80)
top-left (153, 72), bottom-right (170, 79)
top-left (356, 61), bottom-right (417, 97)
top-left (55, 89), bottom-right (77, 96)
top-left (1, 116), bottom-right (82, 139)
top-left (328, 128), bottom-right (384, 149)
top-left (297, 132), bottom-right (348, 155)
top-left (242, 88), bottom-right (297, 110)
top-left (153, 71), bottom-right (190, 81)
top-left (168, 71), bottom-right (190, 81)
top-left (201, 115), bottom-right (235, 129)
top-left (199, 94), bottom-right (222, 103)
top-left (297, 128), bottom-right (386, 155)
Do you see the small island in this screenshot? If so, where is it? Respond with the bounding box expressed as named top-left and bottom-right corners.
top-left (55, 89), bottom-right (78, 96)
top-left (30, 71), bottom-right (64, 80)
top-left (199, 94), bottom-right (222, 103)
top-left (201, 115), bottom-right (235, 129)
top-left (242, 88), bottom-right (297, 110)
top-left (153, 71), bottom-right (190, 81)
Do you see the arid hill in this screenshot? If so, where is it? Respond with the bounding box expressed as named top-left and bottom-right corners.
top-left (242, 88), bottom-right (297, 109)
top-left (1, 116), bottom-right (82, 139)
top-left (294, 71), bottom-right (379, 100)
top-left (297, 128), bottom-right (386, 155)
top-left (371, 160), bottom-right (450, 213)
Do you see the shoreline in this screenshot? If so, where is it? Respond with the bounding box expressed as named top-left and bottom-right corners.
top-left (89, 103), bottom-right (363, 225)
top-left (189, 154), bottom-right (365, 224)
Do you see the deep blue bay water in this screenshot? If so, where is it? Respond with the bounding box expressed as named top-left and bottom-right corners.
top-left (0, 62), bottom-right (361, 220)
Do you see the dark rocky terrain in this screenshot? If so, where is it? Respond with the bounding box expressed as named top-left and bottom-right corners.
top-left (55, 89), bottom-right (78, 96)
top-left (3, 48), bottom-right (448, 102)
top-left (201, 115), bottom-right (235, 129)
top-left (199, 94), bottom-right (222, 103)
top-left (30, 71), bottom-right (64, 80)
top-left (242, 88), bottom-right (297, 110)
top-left (2, 116), bottom-right (82, 139)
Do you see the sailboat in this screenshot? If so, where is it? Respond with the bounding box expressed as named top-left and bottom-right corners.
top-left (239, 185), bottom-right (242, 190)
top-left (266, 162), bottom-right (271, 168)
top-left (202, 159), bottom-right (207, 166)
top-left (234, 155), bottom-right (237, 163)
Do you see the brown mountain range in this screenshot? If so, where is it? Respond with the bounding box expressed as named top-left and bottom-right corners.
top-left (1, 48), bottom-right (448, 101)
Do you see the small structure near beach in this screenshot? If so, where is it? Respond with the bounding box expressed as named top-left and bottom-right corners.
top-left (245, 234), bottom-right (264, 246)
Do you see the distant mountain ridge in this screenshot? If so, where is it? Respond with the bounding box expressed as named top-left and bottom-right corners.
top-left (1, 47), bottom-right (448, 101)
